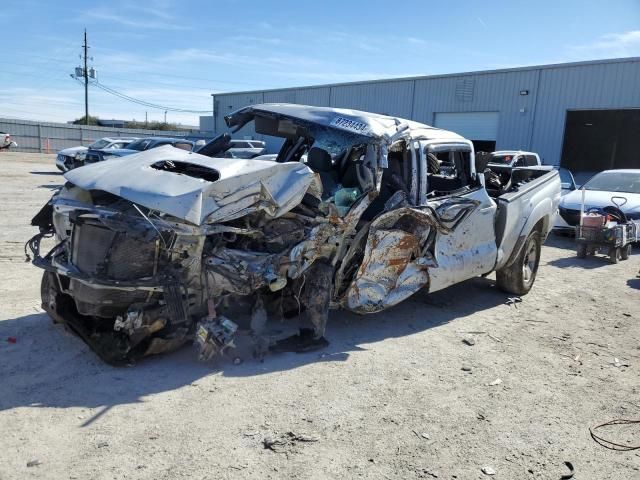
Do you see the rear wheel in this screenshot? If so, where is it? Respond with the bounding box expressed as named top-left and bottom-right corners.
top-left (496, 231), bottom-right (541, 296)
top-left (576, 243), bottom-right (587, 258)
top-left (621, 244), bottom-right (632, 260)
top-left (609, 247), bottom-right (621, 264)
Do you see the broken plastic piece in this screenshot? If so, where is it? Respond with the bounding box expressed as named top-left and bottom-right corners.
top-left (195, 316), bottom-right (238, 361)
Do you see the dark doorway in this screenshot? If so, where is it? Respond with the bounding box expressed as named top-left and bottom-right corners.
top-left (472, 140), bottom-right (496, 152)
top-left (561, 109), bottom-right (640, 172)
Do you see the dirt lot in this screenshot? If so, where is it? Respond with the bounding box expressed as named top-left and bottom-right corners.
top-left (1, 152), bottom-right (639, 480)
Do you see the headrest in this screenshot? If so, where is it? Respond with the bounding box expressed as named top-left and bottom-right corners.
top-left (307, 147), bottom-right (333, 172)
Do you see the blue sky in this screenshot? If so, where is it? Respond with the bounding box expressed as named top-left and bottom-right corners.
top-left (2, 0), bottom-right (639, 125)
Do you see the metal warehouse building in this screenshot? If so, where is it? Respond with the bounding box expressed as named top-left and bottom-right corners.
top-left (202, 57), bottom-right (640, 172)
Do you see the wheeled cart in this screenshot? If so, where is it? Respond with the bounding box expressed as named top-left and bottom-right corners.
top-left (576, 222), bottom-right (638, 263)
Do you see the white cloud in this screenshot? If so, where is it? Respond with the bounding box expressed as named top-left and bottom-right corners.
top-left (82, 5), bottom-right (190, 30)
top-left (569, 30), bottom-right (640, 58)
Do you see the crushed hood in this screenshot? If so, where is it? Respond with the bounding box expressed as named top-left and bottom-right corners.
top-left (64, 145), bottom-right (317, 225)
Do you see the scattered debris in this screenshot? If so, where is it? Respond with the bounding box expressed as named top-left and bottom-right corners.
top-left (7, 337), bottom-right (17, 344)
top-left (560, 461), bottom-right (575, 479)
top-left (96, 441), bottom-right (109, 448)
top-left (590, 419), bottom-right (640, 451)
top-left (233, 357), bottom-right (243, 365)
top-left (481, 466), bottom-right (496, 475)
top-left (506, 297), bottom-right (522, 307)
top-left (412, 430), bottom-right (430, 440)
top-left (461, 365), bottom-right (472, 372)
top-left (263, 431), bottom-right (318, 453)
top-left (524, 319), bottom-right (548, 323)
top-left (462, 338), bottom-right (476, 346)
top-left (26, 460), bottom-right (41, 467)
top-left (487, 378), bottom-right (502, 386)
top-left (487, 334), bottom-right (503, 343)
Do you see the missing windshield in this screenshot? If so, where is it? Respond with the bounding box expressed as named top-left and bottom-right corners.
top-left (150, 160), bottom-right (221, 182)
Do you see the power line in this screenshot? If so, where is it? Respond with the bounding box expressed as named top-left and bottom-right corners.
top-left (71, 76), bottom-right (209, 113)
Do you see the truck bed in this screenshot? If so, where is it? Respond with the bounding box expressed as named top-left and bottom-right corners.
top-left (490, 166), bottom-right (561, 269)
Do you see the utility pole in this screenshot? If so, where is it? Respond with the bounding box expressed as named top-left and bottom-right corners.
top-left (71, 31), bottom-right (96, 126)
top-left (83, 29), bottom-right (89, 125)
top-left (211, 94), bottom-right (215, 133)
top-left (164, 110), bottom-right (167, 125)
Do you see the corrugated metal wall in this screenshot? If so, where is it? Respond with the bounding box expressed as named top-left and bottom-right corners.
top-left (530, 60), bottom-right (640, 165)
top-left (0, 118), bottom-right (200, 153)
top-left (210, 58), bottom-right (640, 165)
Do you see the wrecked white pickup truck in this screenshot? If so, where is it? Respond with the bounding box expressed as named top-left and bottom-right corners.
top-left (27, 104), bottom-right (561, 364)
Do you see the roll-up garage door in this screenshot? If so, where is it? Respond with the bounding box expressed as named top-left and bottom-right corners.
top-left (434, 112), bottom-right (499, 140)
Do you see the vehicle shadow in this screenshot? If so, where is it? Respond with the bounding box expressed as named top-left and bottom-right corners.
top-left (627, 278), bottom-right (640, 290)
top-left (30, 171), bottom-right (62, 175)
top-left (546, 255), bottom-right (616, 269)
top-left (544, 233), bottom-right (576, 250)
top-left (543, 232), bottom-right (639, 269)
top-left (0, 276), bottom-right (510, 415)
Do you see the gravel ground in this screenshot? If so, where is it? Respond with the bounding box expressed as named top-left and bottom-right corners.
top-left (1, 152), bottom-right (639, 480)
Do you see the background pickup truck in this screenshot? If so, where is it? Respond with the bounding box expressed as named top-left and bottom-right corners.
top-left (487, 150), bottom-right (542, 168)
top-left (28, 104), bottom-right (561, 363)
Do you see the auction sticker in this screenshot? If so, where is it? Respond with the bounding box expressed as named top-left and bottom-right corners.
top-left (330, 116), bottom-right (370, 134)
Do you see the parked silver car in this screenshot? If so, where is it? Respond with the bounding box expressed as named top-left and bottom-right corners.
top-left (556, 169), bottom-right (640, 232)
top-left (56, 137), bottom-right (138, 172)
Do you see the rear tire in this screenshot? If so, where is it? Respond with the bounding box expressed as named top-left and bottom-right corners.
top-left (621, 244), bottom-right (632, 260)
top-left (609, 247), bottom-right (621, 264)
top-left (496, 231), bottom-right (541, 296)
top-left (576, 244), bottom-right (587, 258)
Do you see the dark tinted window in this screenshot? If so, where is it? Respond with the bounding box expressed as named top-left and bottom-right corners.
top-left (488, 154), bottom-right (514, 165)
top-left (174, 142), bottom-right (193, 151)
top-left (525, 155), bottom-right (538, 166)
top-left (514, 156), bottom-right (527, 167)
top-left (126, 139), bottom-right (152, 151)
top-left (557, 168), bottom-right (574, 185)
